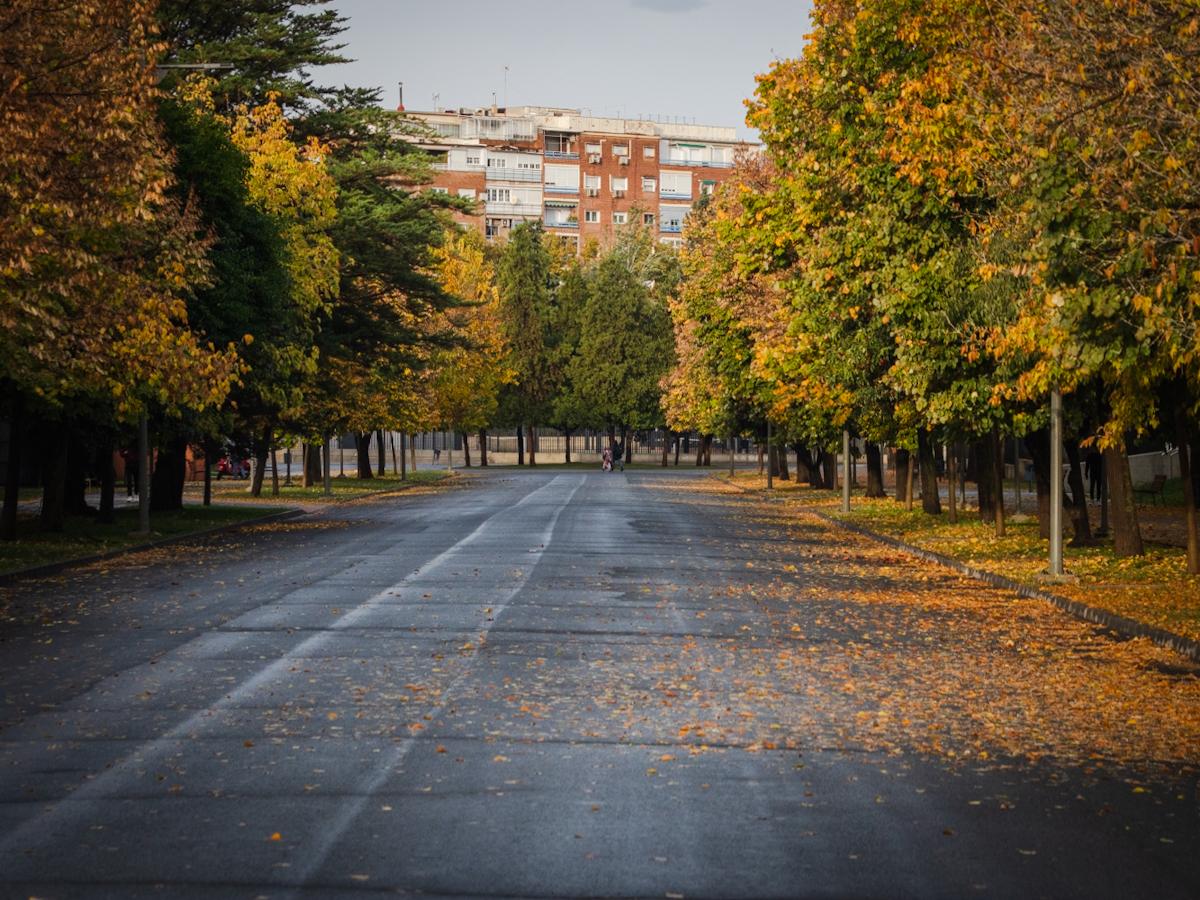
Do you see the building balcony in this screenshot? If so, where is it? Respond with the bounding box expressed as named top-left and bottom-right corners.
top-left (544, 218), bottom-right (579, 229)
top-left (660, 223), bottom-right (683, 233)
top-left (432, 162), bottom-right (484, 173)
top-left (544, 184), bottom-right (579, 194)
top-left (659, 191), bottom-right (692, 200)
top-left (543, 150), bottom-right (579, 160)
top-left (486, 201), bottom-right (542, 217)
top-left (661, 157), bottom-right (733, 169)
top-left (485, 167), bottom-right (542, 183)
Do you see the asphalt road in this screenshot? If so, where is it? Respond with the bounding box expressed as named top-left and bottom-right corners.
top-left (0, 469), bottom-right (1196, 899)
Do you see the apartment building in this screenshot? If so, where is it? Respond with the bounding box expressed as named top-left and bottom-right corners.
top-left (408, 105), bottom-right (754, 249)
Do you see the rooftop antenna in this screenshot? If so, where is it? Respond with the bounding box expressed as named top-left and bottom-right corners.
top-left (504, 65), bottom-right (509, 108)
top-left (397, 81), bottom-right (404, 112)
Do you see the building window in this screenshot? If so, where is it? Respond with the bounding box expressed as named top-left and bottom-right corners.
top-left (487, 157), bottom-right (507, 168)
top-left (466, 154), bottom-right (481, 166)
top-left (643, 213), bottom-right (654, 225)
top-left (544, 132), bottom-right (576, 155)
top-left (457, 188), bottom-right (476, 199)
top-left (584, 174), bottom-right (601, 190)
top-left (430, 186), bottom-right (449, 194)
top-left (610, 176), bottom-right (628, 192)
top-left (701, 180), bottom-right (716, 196)
top-left (487, 188), bottom-right (511, 202)
top-left (641, 176), bottom-right (656, 192)
top-left (584, 210), bottom-right (599, 223)
top-left (544, 164), bottom-right (580, 192)
top-left (585, 142), bottom-right (601, 154)
top-left (643, 145), bottom-right (655, 158)
top-left (612, 144), bottom-right (629, 157)
top-left (613, 212), bottom-right (628, 224)
top-left (659, 170), bottom-right (692, 198)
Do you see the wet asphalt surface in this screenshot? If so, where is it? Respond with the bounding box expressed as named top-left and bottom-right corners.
top-left (0, 468), bottom-right (1196, 899)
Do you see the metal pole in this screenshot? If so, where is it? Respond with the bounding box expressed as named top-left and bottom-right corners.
top-left (137, 413), bottom-right (150, 534)
top-left (1049, 389), bottom-right (1064, 576)
top-left (841, 429), bottom-right (851, 513)
top-left (729, 433), bottom-right (735, 477)
top-left (766, 420), bottom-right (773, 490)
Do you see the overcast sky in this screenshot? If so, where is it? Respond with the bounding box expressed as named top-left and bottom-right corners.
top-left (318, 0), bottom-right (814, 139)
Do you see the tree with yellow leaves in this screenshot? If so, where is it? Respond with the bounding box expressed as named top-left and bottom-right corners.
top-left (0, 0), bottom-right (240, 533)
top-left (425, 230), bottom-right (513, 466)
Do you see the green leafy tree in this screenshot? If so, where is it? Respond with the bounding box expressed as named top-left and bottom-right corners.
top-left (496, 223), bottom-right (556, 465)
top-left (571, 252), bottom-right (674, 454)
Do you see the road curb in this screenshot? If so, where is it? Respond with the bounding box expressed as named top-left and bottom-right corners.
top-left (0, 507), bottom-right (308, 586)
top-left (713, 475), bottom-right (1200, 663)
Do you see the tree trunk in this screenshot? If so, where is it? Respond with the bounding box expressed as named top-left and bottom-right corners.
top-left (947, 444), bottom-right (958, 524)
top-left (975, 438), bottom-right (995, 523)
top-left (528, 424), bottom-right (537, 466)
top-left (661, 431), bottom-right (670, 467)
top-left (702, 436), bottom-right (711, 467)
top-left (1025, 428), bottom-right (1053, 539)
top-left (270, 446), bottom-right (280, 496)
top-left (377, 429), bottom-right (387, 477)
top-left (390, 433), bottom-right (398, 476)
top-left (202, 438), bottom-right (215, 507)
top-left (478, 430), bottom-right (487, 468)
top-left (150, 436), bottom-right (188, 512)
top-left (516, 426), bottom-right (525, 465)
top-left (303, 442), bottom-right (322, 488)
top-left (918, 429), bottom-right (941, 515)
top-left (990, 429), bottom-right (1005, 537)
top-left (400, 433), bottom-right (408, 479)
top-left (1172, 402), bottom-right (1199, 572)
top-left (776, 439), bottom-right (789, 480)
top-left (1064, 437), bottom-right (1094, 546)
top-left (65, 434), bottom-right (92, 516)
top-left (564, 428), bottom-right (572, 465)
top-left (250, 426), bottom-right (271, 497)
top-left (461, 432), bottom-right (471, 467)
top-left (410, 434), bottom-right (417, 472)
top-left (625, 427), bottom-right (633, 465)
top-left (40, 422), bottom-right (69, 532)
top-left (865, 443), bottom-right (885, 498)
top-left (1, 394), bottom-right (21, 541)
top-left (894, 449), bottom-right (910, 503)
top-left (1105, 445), bottom-right (1143, 556)
top-left (904, 452), bottom-right (915, 511)
top-left (697, 434), bottom-right (706, 467)
top-left (790, 444), bottom-right (811, 485)
top-left (355, 432), bottom-right (374, 479)
top-left (97, 438), bottom-right (115, 524)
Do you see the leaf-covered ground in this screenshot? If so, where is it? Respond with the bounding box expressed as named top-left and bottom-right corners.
top-left (722, 471), bottom-right (1200, 645)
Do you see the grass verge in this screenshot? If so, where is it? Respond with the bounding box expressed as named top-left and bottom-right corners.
top-left (720, 471), bottom-right (1200, 645)
top-left (0, 505), bottom-right (280, 576)
top-left (184, 469), bottom-right (449, 504)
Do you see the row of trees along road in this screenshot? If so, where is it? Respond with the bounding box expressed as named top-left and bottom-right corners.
top-left (664, 0), bottom-right (1200, 570)
top-left (490, 220), bottom-right (677, 466)
top-left (1, 0), bottom-right (482, 537)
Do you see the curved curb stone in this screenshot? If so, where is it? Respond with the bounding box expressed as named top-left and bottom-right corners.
top-left (0, 507), bottom-right (308, 586)
top-left (714, 476), bottom-right (1200, 663)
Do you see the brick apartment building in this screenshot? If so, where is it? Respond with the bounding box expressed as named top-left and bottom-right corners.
top-left (403, 104), bottom-right (756, 249)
